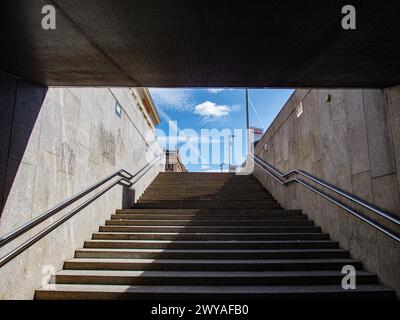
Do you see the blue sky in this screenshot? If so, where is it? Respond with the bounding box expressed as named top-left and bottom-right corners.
top-left (149, 88), bottom-right (294, 172)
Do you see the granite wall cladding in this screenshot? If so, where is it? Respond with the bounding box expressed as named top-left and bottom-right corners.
top-left (0, 77), bottom-right (164, 299)
top-left (253, 87), bottom-right (400, 296)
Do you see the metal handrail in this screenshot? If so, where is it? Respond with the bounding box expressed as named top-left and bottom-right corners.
top-left (0, 155), bottom-right (163, 268)
top-left (249, 153), bottom-right (400, 242)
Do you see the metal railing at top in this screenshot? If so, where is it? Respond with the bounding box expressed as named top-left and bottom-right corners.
top-left (249, 153), bottom-right (400, 242)
top-left (0, 154), bottom-right (163, 268)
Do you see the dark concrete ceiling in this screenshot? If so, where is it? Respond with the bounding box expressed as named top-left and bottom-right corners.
top-left (1, 0), bottom-right (400, 88)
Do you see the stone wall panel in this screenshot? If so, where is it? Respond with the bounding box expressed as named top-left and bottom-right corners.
top-left (254, 86), bottom-right (400, 296)
top-left (0, 84), bottom-right (163, 299)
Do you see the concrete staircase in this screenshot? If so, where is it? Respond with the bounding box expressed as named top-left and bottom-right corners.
top-left (35, 173), bottom-right (395, 299)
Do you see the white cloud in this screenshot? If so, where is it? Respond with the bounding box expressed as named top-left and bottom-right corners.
top-left (207, 88), bottom-right (237, 94)
top-left (207, 88), bottom-right (224, 94)
top-left (149, 88), bottom-right (194, 111)
top-left (194, 101), bottom-right (231, 119)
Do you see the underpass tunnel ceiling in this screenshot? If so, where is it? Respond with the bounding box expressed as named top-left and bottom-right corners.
top-left (1, 0), bottom-right (400, 88)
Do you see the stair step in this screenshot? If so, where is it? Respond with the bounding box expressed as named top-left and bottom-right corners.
top-left (98, 225), bottom-right (322, 233)
top-left (141, 189), bottom-right (270, 193)
top-left (52, 270), bottom-right (377, 286)
top-left (116, 208), bottom-right (301, 215)
top-left (106, 219), bottom-right (314, 226)
top-left (144, 191), bottom-right (270, 196)
top-left (150, 178), bottom-right (261, 182)
top-left (142, 188), bottom-right (270, 192)
top-left (148, 183), bottom-right (264, 187)
top-left (84, 240), bottom-right (340, 250)
top-left (146, 187), bottom-right (266, 191)
top-left (147, 186), bottom-right (267, 189)
top-left (147, 184), bottom-right (267, 187)
top-left (139, 194), bottom-right (276, 200)
top-left (75, 248), bottom-right (349, 260)
top-left (92, 232), bottom-right (331, 241)
top-left (64, 258), bottom-right (363, 271)
top-left (134, 201), bottom-right (281, 209)
top-left (112, 214), bottom-right (307, 221)
top-left (35, 284), bottom-right (396, 300)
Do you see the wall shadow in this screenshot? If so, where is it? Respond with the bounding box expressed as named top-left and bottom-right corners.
top-left (0, 73), bottom-right (47, 216)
